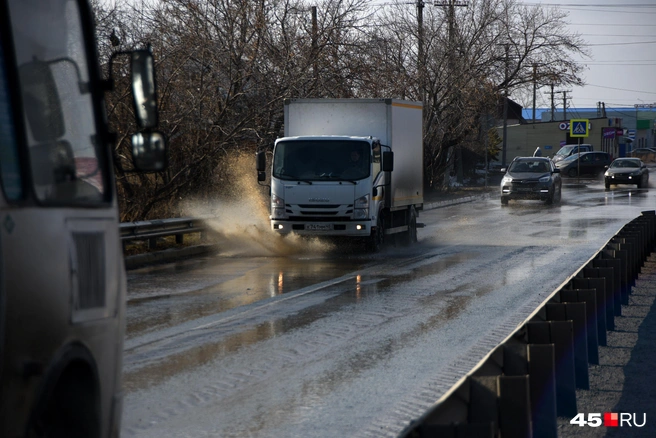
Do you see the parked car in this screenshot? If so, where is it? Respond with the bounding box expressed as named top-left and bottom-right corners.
top-left (555, 151), bottom-right (611, 177)
top-left (500, 157), bottom-right (562, 205)
top-left (629, 148), bottom-right (656, 162)
top-left (551, 143), bottom-right (594, 164)
top-left (604, 157), bottom-right (649, 189)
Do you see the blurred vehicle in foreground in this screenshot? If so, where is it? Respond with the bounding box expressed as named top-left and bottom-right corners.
top-left (604, 158), bottom-right (649, 189)
top-left (500, 157), bottom-right (562, 205)
top-left (555, 151), bottom-right (611, 177)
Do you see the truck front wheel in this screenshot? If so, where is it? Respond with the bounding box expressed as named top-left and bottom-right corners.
top-left (368, 216), bottom-right (384, 252)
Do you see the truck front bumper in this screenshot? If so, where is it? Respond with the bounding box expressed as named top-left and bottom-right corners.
top-left (271, 220), bottom-right (372, 237)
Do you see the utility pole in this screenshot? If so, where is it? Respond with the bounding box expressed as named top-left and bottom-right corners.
top-left (417, 0), bottom-right (425, 103)
top-left (532, 64), bottom-right (537, 123)
top-left (544, 83), bottom-right (555, 122)
top-left (311, 6), bottom-right (318, 91)
top-left (433, 0), bottom-right (468, 180)
top-left (502, 43), bottom-right (509, 166)
top-left (555, 90), bottom-right (572, 121)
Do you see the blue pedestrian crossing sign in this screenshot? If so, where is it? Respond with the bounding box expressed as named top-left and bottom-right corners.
top-left (570, 119), bottom-right (589, 137)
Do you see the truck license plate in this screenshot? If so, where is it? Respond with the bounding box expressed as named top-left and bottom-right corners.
top-left (306, 224), bottom-right (331, 231)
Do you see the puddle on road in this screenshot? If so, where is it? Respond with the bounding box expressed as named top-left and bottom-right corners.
top-left (126, 257), bottom-right (368, 340)
top-left (124, 251), bottom-right (484, 392)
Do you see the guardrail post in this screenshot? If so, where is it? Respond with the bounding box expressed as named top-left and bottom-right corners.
top-left (592, 259), bottom-right (622, 316)
top-left (527, 321), bottom-right (577, 418)
top-left (560, 289), bottom-right (599, 365)
top-left (528, 344), bottom-right (557, 438)
top-left (600, 249), bottom-right (629, 305)
top-left (498, 375), bottom-right (531, 438)
top-left (581, 267), bottom-right (615, 330)
top-left (176, 234), bottom-right (184, 244)
top-left (569, 277), bottom-right (607, 344)
top-left (546, 303), bottom-right (589, 390)
top-left (469, 376), bottom-right (498, 432)
top-left (608, 240), bottom-right (636, 289)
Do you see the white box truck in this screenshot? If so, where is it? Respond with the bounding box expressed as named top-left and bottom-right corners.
top-left (257, 98), bottom-right (423, 250)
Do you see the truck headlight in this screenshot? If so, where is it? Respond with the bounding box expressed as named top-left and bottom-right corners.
top-left (354, 194), bottom-right (369, 219)
top-left (272, 194), bottom-right (286, 219)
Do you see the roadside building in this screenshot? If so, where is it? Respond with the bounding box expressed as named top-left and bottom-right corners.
top-left (494, 103), bottom-right (656, 165)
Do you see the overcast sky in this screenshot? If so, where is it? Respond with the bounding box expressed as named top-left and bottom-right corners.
top-left (111, 0), bottom-right (655, 112)
top-left (524, 1), bottom-right (656, 111)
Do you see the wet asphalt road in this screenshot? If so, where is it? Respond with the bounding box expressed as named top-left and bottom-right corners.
top-left (121, 179), bottom-right (656, 438)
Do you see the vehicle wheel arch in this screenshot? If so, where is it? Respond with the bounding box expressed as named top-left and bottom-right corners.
top-left (26, 342), bottom-right (102, 438)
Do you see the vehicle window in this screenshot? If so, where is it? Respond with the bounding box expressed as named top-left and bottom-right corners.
top-left (8, 0), bottom-right (107, 204)
top-left (562, 154), bottom-right (578, 162)
top-left (612, 160), bottom-right (639, 168)
top-left (0, 34), bottom-right (24, 201)
top-left (556, 146), bottom-right (574, 156)
top-left (372, 143), bottom-right (381, 180)
top-left (273, 139), bottom-right (370, 181)
top-left (509, 160), bottom-right (548, 172)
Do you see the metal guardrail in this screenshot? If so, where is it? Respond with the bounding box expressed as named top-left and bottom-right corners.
top-left (120, 217), bottom-right (209, 249)
top-left (400, 210), bottom-right (656, 438)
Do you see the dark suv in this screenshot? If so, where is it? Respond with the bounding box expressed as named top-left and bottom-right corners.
top-left (552, 144), bottom-right (593, 164)
top-left (500, 157), bottom-right (562, 205)
top-left (555, 151), bottom-right (612, 177)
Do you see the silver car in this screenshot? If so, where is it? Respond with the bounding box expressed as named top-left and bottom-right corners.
top-left (500, 157), bottom-right (562, 205)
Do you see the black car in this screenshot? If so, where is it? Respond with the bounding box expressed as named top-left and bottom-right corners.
top-left (500, 157), bottom-right (562, 205)
top-left (555, 151), bottom-right (612, 177)
top-left (604, 158), bottom-right (649, 189)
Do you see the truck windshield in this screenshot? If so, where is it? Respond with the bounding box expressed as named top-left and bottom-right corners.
top-left (8, 0), bottom-right (107, 204)
top-left (273, 140), bottom-right (371, 181)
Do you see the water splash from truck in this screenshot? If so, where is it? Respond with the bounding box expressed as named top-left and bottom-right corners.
top-left (182, 152), bottom-right (334, 256)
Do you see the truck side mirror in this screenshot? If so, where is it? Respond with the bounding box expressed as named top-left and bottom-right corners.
top-left (131, 50), bottom-right (158, 129)
top-left (382, 151), bottom-right (394, 172)
top-left (256, 151), bottom-right (266, 172)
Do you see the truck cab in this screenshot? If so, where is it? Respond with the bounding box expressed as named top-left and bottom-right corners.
top-left (267, 135), bottom-right (392, 241)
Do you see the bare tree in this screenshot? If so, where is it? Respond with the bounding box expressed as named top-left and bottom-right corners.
top-left (91, 0), bottom-right (588, 218)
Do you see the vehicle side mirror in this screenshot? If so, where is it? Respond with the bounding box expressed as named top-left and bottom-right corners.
top-left (500, 168), bottom-right (507, 173)
top-left (256, 151), bottom-right (266, 172)
top-left (553, 168), bottom-right (560, 173)
top-left (131, 131), bottom-right (167, 171)
top-left (131, 50), bottom-right (158, 129)
top-left (382, 151), bottom-right (394, 172)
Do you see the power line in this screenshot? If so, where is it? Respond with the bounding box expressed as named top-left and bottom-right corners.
top-left (520, 2), bottom-right (656, 7)
top-left (569, 23), bottom-right (656, 26)
top-left (582, 83), bottom-right (656, 95)
top-left (583, 40), bottom-right (656, 46)
top-left (581, 34), bottom-right (656, 37)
